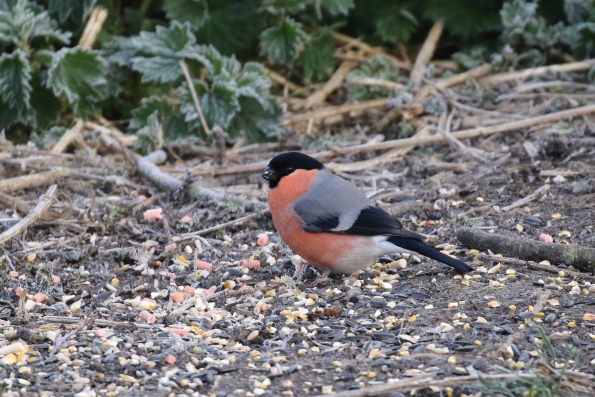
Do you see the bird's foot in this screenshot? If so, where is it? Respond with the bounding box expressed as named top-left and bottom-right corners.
top-left (302, 269), bottom-right (331, 289)
top-left (293, 261), bottom-right (308, 282)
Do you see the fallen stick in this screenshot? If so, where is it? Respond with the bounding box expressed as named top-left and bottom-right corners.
top-left (282, 98), bottom-right (389, 125)
top-left (176, 208), bottom-right (269, 242)
top-left (51, 120), bottom-right (84, 154)
top-left (0, 169), bottom-right (70, 192)
top-left (137, 150), bottom-right (183, 192)
top-left (314, 371), bottom-right (593, 397)
top-left (479, 59), bottom-right (595, 85)
top-left (0, 185), bottom-right (57, 245)
top-left (265, 68), bottom-right (303, 93)
top-left (410, 21), bottom-right (443, 84)
top-left (500, 184), bottom-right (550, 212)
top-left (198, 104), bottom-right (595, 177)
top-left (333, 32), bottom-right (410, 69)
top-left (457, 227), bottom-right (595, 271)
top-left (476, 253), bottom-right (584, 276)
top-left (137, 150), bottom-right (262, 206)
top-left (302, 60), bottom-right (356, 109)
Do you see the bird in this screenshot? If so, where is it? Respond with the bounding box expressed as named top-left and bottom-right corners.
top-left (261, 152), bottom-right (473, 280)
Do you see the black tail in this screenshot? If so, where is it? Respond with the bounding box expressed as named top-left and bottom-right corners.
top-left (387, 236), bottom-right (473, 273)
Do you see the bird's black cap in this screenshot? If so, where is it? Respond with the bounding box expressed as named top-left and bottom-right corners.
top-left (262, 152), bottom-right (324, 188)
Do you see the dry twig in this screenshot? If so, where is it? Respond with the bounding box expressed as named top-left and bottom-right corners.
top-left (302, 60), bottom-right (356, 109)
top-left (480, 60), bottom-right (595, 85)
top-left (458, 227), bottom-right (595, 271)
top-left (180, 59), bottom-right (211, 135)
top-left (410, 21), bottom-right (443, 84)
top-left (51, 120), bottom-right (85, 154)
top-left (0, 185), bottom-right (57, 245)
top-left (500, 184), bottom-right (551, 212)
top-left (0, 169), bottom-right (70, 192)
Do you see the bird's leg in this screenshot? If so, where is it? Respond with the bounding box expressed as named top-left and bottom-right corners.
top-left (303, 268), bottom-right (331, 288)
top-left (293, 261), bottom-right (308, 282)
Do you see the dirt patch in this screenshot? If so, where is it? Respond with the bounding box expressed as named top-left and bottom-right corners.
top-left (0, 124), bottom-right (594, 397)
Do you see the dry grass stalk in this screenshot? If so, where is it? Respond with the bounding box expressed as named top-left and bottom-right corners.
top-left (0, 185), bottom-right (57, 245)
top-left (479, 59), bottom-right (595, 85)
top-left (302, 60), bottom-right (357, 109)
top-left (51, 120), bottom-right (85, 154)
top-left (180, 60), bottom-right (211, 135)
top-left (0, 169), bottom-right (70, 192)
top-left (78, 7), bottom-right (108, 49)
top-left (410, 21), bottom-right (443, 84)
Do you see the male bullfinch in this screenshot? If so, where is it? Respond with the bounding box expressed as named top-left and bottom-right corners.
top-left (262, 152), bottom-right (473, 278)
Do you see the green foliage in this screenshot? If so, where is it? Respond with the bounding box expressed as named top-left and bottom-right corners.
top-left (2, 0), bottom-right (595, 146)
top-left (47, 47), bottom-right (109, 118)
top-left (298, 28), bottom-right (335, 82)
top-left (0, 0), bottom-right (70, 50)
top-left (260, 17), bottom-right (306, 64)
top-left (0, 50), bottom-right (31, 117)
top-left (346, 55), bottom-right (401, 101)
top-left (0, 0), bottom-right (110, 131)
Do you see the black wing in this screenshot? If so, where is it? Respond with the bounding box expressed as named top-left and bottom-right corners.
top-left (302, 205), bottom-right (425, 241)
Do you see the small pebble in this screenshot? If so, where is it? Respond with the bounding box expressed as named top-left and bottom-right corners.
top-left (539, 234), bottom-right (553, 243)
top-left (169, 328), bottom-right (189, 337)
top-left (15, 287), bottom-right (24, 297)
top-left (143, 208), bottom-right (163, 221)
top-left (195, 260), bottom-right (213, 271)
top-left (183, 285), bottom-right (195, 295)
top-left (572, 180), bottom-right (592, 195)
top-left (165, 355), bottom-right (176, 365)
top-left (257, 234), bottom-right (269, 246)
top-left (51, 274), bottom-right (61, 284)
top-left (139, 310), bottom-right (157, 324)
top-left (164, 242), bottom-right (177, 251)
top-left (33, 293), bottom-right (46, 303)
top-left (171, 291), bottom-right (185, 303)
top-left (180, 215), bottom-right (193, 223)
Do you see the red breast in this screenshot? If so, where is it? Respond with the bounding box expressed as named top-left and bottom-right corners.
top-left (268, 169), bottom-right (359, 271)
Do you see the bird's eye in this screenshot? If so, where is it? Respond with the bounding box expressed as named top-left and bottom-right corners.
top-left (285, 166), bottom-right (294, 173)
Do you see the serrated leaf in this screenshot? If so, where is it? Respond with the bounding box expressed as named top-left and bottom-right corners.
top-left (0, 49), bottom-right (31, 116)
top-left (130, 95), bottom-right (176, 130)
top-left (47, 47), bottom-right (109, 119)
top-left (298, 28), bottom-right (336, 83)
top-left (260, 0), bottom-right (308, 15)
top-left (425, 0), bottom-right (502, 38)
top-left (103, 36), bottom-right (137, 67)
top-left (29, 72), bottom-right (61, 128)
top-left (180, 79), bottom-right (240, 133)
top-left (317, 0), bottom-right (354, 16)
top-left (260, 17), bottom-right (306, 65)
top-left (236, 73), bottom-right (271, 109)
top-left (0, 0), bottom-right (71, 48)
top-left (564, 0), bottom-right (591, 24)
top-left (163, 0), bottom-right (209, 30)
top-left (194, 0), bottom-right (262, 57)
top-left (376, 8), bottom-right (418, 43)
top-left (48, 0), bottom-right (95, 24)
top-left (228, 96), bottom-right (281, 143)
top-left (131, 21), bottom-right (195, 84)
top-left (181, 44), bottom-right (242, 81)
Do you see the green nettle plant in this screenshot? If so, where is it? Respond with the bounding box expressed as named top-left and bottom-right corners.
top-left (105, 21), bottom-right (282, 150)
top-left (0, 0), bottom-right (594, 145)
top-left (0, 0), bottom-right (107, 129)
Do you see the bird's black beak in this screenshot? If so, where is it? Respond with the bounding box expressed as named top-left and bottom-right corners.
top-left (261, 166), bottom-right (273, 180)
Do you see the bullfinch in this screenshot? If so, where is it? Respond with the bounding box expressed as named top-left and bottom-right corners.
top-left (261, 152), bottom-right (473, 278)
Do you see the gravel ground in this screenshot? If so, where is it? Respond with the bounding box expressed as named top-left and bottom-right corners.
top-left (0, 126), bottom-right (594, 397)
